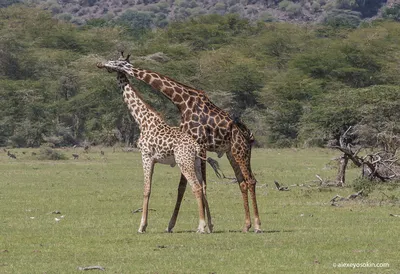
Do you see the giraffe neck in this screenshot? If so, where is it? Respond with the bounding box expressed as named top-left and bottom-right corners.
top-left (117, 72), bottom-right (163, 131)
top-left (122, 66), bottom-right (204, 112)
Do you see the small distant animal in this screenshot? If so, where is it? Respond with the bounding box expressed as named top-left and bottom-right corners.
top-left (72, 154), bottom-right (79, 159)
top-left (84, 145), bottom-right (89, 153)
top-left (100, 150), bottom-right (104, 155)
top-left (7, 151), bottom-right (16, 159)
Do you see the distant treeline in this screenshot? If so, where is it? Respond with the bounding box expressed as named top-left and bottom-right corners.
top-left (1, 6), bottom-right (400, 148)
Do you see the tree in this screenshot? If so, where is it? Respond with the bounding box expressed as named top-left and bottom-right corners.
top-left (114, 10), bottom-right (153, 39)
top-left (0, 0), bottom-right (21, 8)
top-left (227, 63), bottom-right (263, 117)
top-left (299, 85), bottom-right (400, 147)
top-left (323, 9), bottom-right (362, 28)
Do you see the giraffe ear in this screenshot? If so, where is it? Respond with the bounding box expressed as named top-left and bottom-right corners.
top-left (126, 54), bottom-right (131, 62)
top-left (120, 51), bottom-right (125, 59)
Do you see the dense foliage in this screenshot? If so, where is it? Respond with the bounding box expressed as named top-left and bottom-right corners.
top-left (12, 0), bottom-right (389, 26)
top-left (1, 6), bottom-right (400, 148)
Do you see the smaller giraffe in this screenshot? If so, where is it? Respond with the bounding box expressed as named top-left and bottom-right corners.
top-left (97, 57), bottom-right (212, 233)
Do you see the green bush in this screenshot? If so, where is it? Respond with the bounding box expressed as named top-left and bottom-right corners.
top-left (279, 0), bottom-right (292, 11)
top-left (286, 2), bottom-right (302, 17)
top-left (352, 178), bottom-right (377, 197)
top-left (37, 146), bottom-right (68, 160)
top-left (323, 9), bottom-right (361, 28)
top-left (382, 4), bottom-right (400, 21)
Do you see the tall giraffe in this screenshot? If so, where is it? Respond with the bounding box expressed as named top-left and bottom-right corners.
top-left (100, 53), bottom-right (261, 233)
top-left (97, 58), bottom-right (213, 233)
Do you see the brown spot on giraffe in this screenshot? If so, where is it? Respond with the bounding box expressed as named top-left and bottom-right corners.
top-left (163, 87), bottom-right (174, 97)
top-left (151, 79), bottom-right (163, 89)
top-left (173, 94), bottom-right (183, 103)
top-left (143, 74), bottom-right (152, 83)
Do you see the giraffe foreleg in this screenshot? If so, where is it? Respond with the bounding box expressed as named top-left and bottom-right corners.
top-left (200, 149), bottom-right (207, 197)
top-left (138, 155), bottom-right (155, 233)
top-left (195, 156), bottom-right (213, 233)
top-left (166, 174), bottom-right (187, 233)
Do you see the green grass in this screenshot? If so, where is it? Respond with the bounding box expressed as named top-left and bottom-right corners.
top-left (0, 148), bottom-right (398, 273)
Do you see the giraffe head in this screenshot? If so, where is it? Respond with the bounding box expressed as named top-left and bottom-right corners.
top-left (96, 52), bottom-right (133, 73)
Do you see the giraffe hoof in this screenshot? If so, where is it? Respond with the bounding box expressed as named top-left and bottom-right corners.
top-left (196, 229), bottom-right (206, 234)
top-left (165, 228), bottom-right (173, 233)
top-left (254, 229), bottom-right (263, 234)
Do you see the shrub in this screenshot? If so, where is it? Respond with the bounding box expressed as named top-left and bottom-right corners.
top-left (286, 2), bottom-right (302, 17)
top-left (352, 178), bottom-right (377, 197)
top-left (382, 4), bottom-right (400, 21)
top-left (323, 9), bottom-right (361, 28)
top-left (37, 146), bottom-right (68, 160)
top-left (259, 11), bottom-right (276, 22)
top-left (279, 0), bottom-right (292, 11)
top-left (311, 2), bottom-right (321, 13)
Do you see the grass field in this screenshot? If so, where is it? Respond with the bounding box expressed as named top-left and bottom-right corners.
top-left (0, 148), bottom-right (399, 273)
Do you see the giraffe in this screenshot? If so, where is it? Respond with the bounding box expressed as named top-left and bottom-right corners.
top-left (104, 53), bottom-right (262, 233)
top-left (97, 58), bottom-right (213, 233)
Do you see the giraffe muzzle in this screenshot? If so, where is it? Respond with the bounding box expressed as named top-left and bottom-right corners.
top-left (97, 63), bottom-right (114, 73)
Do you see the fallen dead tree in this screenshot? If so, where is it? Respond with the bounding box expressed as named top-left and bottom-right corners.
top-left (330, 190), bottom-right (364, 206)
top-left (274, 181), bottom-right (289, 191)
top-left (327, 127), bottom-right (400, 186)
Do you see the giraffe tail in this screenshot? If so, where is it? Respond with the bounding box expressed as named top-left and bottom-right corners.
top-left (233, 118), bottom-right (255, 145)
top-left (195, 152), bottom-right (225, 179)
top-left (195, 144), bottom-right (226, 179)
top-left (206, 157), bottom-right (225, 179)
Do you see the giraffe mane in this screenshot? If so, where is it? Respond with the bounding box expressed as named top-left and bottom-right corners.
top-left (115, 53), bottom-right (206, 96)
top-left (135, 67), bottom-right (206, 96)
top-left (119, 73), bottom-right (166, 122)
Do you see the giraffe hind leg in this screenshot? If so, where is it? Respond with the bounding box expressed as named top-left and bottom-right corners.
top-left (227, 149), bottom-right (261, 233)
top-left (176, 153), bottom-right (209, 233)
